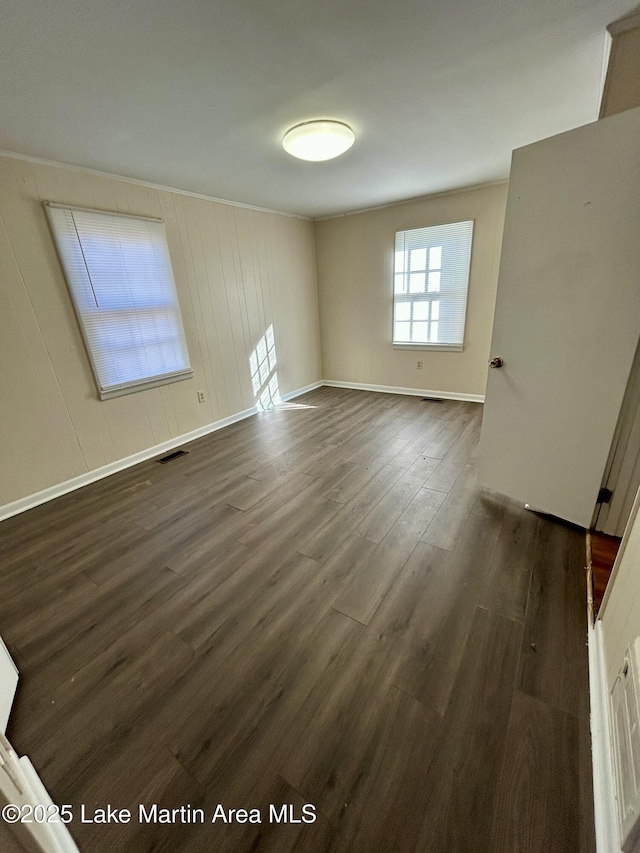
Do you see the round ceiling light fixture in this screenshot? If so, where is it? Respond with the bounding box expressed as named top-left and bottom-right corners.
top-left (282, 120), bottom-right (355, 162)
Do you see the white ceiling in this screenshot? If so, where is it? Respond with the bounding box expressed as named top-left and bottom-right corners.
top-left (0, 0), bottom-right (635, 217)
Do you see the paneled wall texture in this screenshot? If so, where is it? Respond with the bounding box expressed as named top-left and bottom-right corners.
top-left (0, 157), bottom-right (321, 507)
top-left (314, 183), bottom-right (508, 397)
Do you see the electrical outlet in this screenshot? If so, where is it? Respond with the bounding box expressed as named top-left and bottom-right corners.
top-left (416, 360), bottom-right (423, 370)
top-left (197, 390), bottom-right (206, 403)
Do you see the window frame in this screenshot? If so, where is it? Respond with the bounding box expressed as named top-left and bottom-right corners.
top-left (45, 202), bottom-right (193, 401)
top-left (391, 220), bottom-right (474, 352)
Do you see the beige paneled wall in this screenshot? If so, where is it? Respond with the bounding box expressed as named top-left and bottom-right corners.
top-left (0, 156), bottom-right (321, 508)
top-left (313, 183), bottom-right (508, 397)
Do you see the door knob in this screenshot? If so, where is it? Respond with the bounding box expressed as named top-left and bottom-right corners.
top-left (489, 357), bottom-right (504, 368)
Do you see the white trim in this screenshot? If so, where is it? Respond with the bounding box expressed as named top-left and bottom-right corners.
top-left (44, 200), bottom-right (162, 223)
top-left (279, 380), bottom-right (323, 402)
top-left (0, 151), bottom-right (510, 223)
top-left (608, 11), bottom-right (640, 36)
top-left (2, 378), bottom-right (481, 521)
top-left (0, 149), bottom-right (310, 220)
top-left (314, 179), bottom-right (509, 221)
top-left (322, 379), bottom-right (484, 403)
top-left (392, 344), bottom-right (464, 352)
top-left (598, 29), bottom-right (614, 119)
top-left (589, 619), bottom-right (622, 853)
top-left (0, 637), bottom-right (19, 735)
top-left (98, 370), bottom-right (194, 400)
top-left (0, 380), bottom-right (324, 521)
top-left (0, 404), bottom-right (259, 521)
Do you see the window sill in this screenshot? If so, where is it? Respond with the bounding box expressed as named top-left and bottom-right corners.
top-left (99, 369), bottom-right (193, 400)
top-left (392, 343), bottom-right (463, 353)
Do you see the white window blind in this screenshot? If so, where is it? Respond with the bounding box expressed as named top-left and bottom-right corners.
top-left (393, 220), bottom-right (474, 350)
top-left (46, 203), bottom-right (192, 400)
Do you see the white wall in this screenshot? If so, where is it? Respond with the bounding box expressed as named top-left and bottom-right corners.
top-left (601, 490), bottom-right (640, 690)
top-left (0, 156), bottom-right (321, 509)
top-left (313, 183), bottom-right (508, 397)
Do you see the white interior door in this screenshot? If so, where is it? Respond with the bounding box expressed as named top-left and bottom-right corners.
top-left (477, 106), bottom-right (640, 528)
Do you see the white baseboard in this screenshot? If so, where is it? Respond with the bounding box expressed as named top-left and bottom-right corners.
top-left (280, 380), bottom-right (323, 402)
top-left (0, 404), bottom-right (256, 522)
top-left (0, 380), bottom-right (324, 522)
top-left (589, 619), bottom-right (621, 852)
top-left (322, 379), bottom-right (485, 404)
top-left (1, 378), bottom-right (485, 521)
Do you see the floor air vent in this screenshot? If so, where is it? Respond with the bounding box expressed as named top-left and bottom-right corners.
top-left (157, 449), bottom-right (189, 464)
top-left (422, 397), bottom-right (444, 403)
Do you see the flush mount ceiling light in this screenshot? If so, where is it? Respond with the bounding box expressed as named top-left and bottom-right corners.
top-left (282, 120), bottom-right (355, 162)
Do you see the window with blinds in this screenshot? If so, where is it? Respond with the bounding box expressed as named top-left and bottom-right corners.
top-left (45, 204), bottom-right (193, 400)
top-left (393, 220), bottom-right (474, 350)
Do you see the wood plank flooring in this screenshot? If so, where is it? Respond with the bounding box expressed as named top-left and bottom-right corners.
top-left (0, 387), bottom-right (594, 852)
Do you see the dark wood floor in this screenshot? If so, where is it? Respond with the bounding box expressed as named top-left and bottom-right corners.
top-left (0, 387), bottom-right (594, 853)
